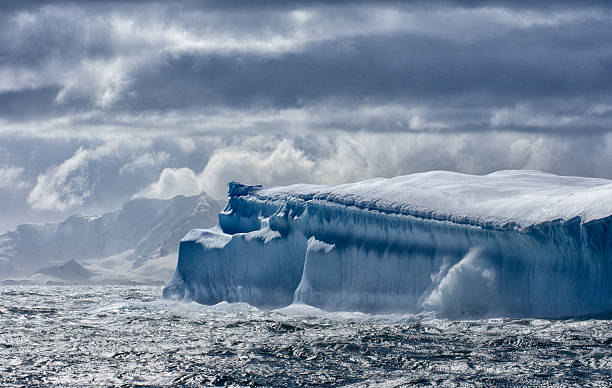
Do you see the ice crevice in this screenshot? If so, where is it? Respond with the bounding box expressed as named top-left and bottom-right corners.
top-left (163, 171), bottom-right (612, 318)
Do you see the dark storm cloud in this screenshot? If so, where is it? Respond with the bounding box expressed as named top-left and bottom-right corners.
top-left (0, 0), bottom-right (610, 135)
top-left (0, 87), bottom-right (62, 120)
top-left (4, 1), bottom-right (611, 11)
top-left (120, 27), bottom-right (612, 110)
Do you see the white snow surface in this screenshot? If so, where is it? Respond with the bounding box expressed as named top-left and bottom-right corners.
top-left (257, 170), bottom-right (612, 227)
top-left (164, 170), bottom-right (612, 318)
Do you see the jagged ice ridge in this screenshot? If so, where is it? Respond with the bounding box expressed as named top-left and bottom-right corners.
top-left (163, 171), bottom-right (612, 318)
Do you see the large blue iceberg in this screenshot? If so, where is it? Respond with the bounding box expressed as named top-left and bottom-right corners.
top-left (163, 170), bottom-right (612, 318)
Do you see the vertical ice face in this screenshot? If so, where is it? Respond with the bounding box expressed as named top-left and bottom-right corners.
top-left (164, 171), bottom-right (612, 318)
top-left (163, 225), bottom-right (307, 308)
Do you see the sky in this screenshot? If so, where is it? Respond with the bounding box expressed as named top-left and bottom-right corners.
top-left (1, 0), bottom-right (612, 231)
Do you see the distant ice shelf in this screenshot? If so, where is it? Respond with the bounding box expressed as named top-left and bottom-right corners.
top-left (163, 170), bottom-right (612, 318)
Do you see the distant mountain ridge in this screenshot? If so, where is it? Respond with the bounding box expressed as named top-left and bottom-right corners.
top-left (36, 259), bottom-right (95, 282)
top-left (0, 192), bottom-right (223, 279)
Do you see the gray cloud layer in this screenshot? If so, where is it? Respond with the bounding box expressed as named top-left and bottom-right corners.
top-left (0, 1), bottom-right (611, 231)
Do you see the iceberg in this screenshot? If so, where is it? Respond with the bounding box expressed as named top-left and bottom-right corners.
top-left (163, 171), bottom-right (612, 318)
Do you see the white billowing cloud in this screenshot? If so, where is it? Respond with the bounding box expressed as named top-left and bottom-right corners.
top-left (12, 128), bottom-right (611, 225)
top-left (138, 130), bottom-right (612, 202)
top-left (27, 148), bottom-right (94, 211)
top-left (26, 142), bottom-right (147, 211)
top-left (27, 147), bottom-right (104, 211)
top-left (55, 57), bottom-right (134, 108)
top-left (136, 139), bottom-right (316, 199)
top-left (198, 138), bottom-right (316, 198)
top-left (15, 127), bottom-right (610, 222)
top-left (134, 167), bottom-right (200, 200)
top-left (119, 151), bottom-right (170, 175)
top-left (0, 166), bottom-right (29, 190)
top-left (176, 138), bottom-right (196, 153)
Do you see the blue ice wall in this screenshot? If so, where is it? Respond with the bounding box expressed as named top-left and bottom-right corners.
top-left (164, 179), bottom-right (612, 318)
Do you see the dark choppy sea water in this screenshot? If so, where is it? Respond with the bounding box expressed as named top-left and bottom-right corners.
top-left (0, 286), bottom-right (611, 386)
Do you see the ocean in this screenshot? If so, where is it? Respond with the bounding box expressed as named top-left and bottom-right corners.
top-left (1, 285), bottom-right (610, 386)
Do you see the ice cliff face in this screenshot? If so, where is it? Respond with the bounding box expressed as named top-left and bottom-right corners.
top-left (163, 171), bottom-right (612, 318)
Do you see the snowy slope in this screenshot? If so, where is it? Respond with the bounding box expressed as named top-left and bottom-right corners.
top-left (164, 171), bottom-right (612, 318)
top-left (257, 170), bottom-right (612, 227)
top-left (0, 192), bottom-right (222, 282)
top-left (35, 259), bottom-right (95, 283)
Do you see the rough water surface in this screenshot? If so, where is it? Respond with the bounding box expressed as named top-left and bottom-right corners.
top-left (1, 286), bottom-right (611, 386)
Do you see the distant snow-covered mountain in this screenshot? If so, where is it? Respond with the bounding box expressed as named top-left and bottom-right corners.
top-left (0, 192), bottom-right (223, 284)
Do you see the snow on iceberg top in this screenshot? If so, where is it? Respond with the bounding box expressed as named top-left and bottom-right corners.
top-left (230, 170), bottom-right (612, 228)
